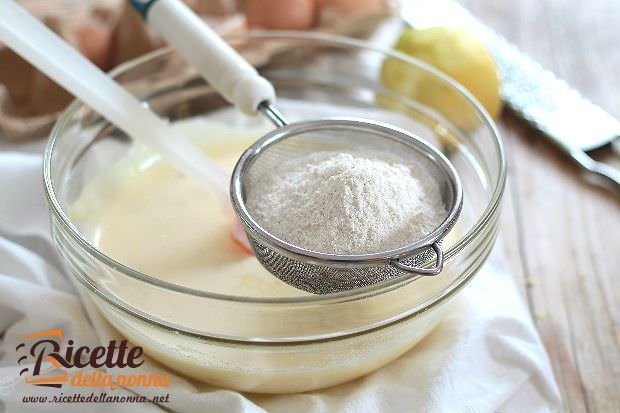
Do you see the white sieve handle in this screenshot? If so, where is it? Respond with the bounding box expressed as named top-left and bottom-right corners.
top-left (130, 0), bottom-right (276, 116)
top-left (390, 243), bottom-right (444, 276)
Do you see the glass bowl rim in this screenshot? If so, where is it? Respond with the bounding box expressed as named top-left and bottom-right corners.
top-left (43, 30), bottom-right (506, 307)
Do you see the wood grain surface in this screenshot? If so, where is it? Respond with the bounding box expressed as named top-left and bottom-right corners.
top-left (458, 1), bottom-right (620, 411)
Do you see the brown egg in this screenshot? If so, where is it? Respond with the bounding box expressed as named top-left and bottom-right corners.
top-left (318, 0), bottom-right (384, 27)
top-left (320, 0), bottom-right (383, 16)
top-left (75, 18), bottom-right (114, 70)
top-left (245, 0), bottom-right (317, 30)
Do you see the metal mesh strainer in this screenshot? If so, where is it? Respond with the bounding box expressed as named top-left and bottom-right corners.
top-left (122, 1), bottom-right (463, 294)
top-left (231, 116), bottom-right (463, 295)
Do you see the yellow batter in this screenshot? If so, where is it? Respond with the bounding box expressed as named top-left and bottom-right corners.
top-left (72, 119), bottom-right (307, 298)
top-left (70, 115), bottom-right (457, 393)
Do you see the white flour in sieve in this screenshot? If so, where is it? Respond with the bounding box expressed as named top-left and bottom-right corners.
top-left (247, 151), bottom-right (446, 254)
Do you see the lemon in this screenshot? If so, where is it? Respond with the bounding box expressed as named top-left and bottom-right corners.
top-left (380, 27), bottom-right (502, 130)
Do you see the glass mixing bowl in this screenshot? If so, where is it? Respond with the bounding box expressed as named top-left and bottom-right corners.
top-left (44, 32), bottom-right (505, 393)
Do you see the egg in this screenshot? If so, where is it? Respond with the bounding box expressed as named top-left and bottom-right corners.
top-left (75, 18), bottom-right (114, 70)
top-left (319, 0), bottom-right (383, 16)
top-left (318, 0), bottom-right (383, 27)
top-left (245, 0), bottom-right (317, 30)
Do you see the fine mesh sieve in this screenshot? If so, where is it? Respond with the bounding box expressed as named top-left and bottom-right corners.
top-left (126, 0), bottom-right (462, 294)
top-left (231, 115), bottom-right (463, 295)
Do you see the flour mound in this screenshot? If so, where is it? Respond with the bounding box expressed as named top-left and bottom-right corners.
top-left (248, 151), bottom-right (446, 254)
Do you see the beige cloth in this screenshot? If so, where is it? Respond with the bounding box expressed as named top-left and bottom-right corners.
top-left (0, 138), bottom-right (561, 412)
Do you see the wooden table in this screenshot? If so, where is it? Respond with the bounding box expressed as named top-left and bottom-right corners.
top-left (459, 1), bottom-right (620, 411)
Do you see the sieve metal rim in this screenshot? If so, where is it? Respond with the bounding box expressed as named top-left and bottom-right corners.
top-left (230, 118), bottom-right (463, 271)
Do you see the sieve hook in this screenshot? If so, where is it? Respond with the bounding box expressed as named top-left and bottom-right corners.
top-left (390, 243), bottom-right (444, 276)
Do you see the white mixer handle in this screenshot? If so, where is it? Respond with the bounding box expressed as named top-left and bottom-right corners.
top-left (131, 0), bottom-right (276, 116)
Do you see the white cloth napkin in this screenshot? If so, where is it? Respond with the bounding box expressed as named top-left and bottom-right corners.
top-left (0, 140), bottom-right (561, 413)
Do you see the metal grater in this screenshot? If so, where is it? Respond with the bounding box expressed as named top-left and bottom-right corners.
top-left (401, 0), bottom-right (620, 191)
